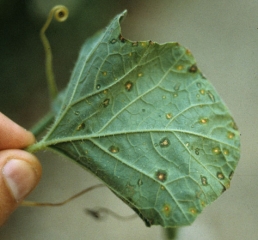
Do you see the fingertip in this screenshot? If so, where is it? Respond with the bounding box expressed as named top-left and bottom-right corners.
top-left (0, 150), bottom-right (42, 226)
top-left (0, 112), bottom-right (36, 150)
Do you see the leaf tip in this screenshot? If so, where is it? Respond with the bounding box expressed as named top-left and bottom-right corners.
top-left (119, 9), bottom-right (128, 23)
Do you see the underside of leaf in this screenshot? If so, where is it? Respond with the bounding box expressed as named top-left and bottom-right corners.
top-left (32, 10), bottom-right (240, 227)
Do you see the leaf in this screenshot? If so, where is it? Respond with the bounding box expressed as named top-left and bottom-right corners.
top-left (33, 10), bottom-right (240, 227)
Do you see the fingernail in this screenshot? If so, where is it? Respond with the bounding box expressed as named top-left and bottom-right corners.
top-left (2, 159), bottom-right (37, 202)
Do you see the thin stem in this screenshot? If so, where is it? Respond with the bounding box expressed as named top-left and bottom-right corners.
top-left (164, 228), bottom-right (178, 240)
top-left (30, 111), bottom-right (55, 137)
top-left (21, 184), bottom-right (105, 207)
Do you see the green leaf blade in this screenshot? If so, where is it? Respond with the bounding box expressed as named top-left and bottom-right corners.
top-left (39, 10), bottom-right (240, 227)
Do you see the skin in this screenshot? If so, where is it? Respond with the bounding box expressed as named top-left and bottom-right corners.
top-left (0, 112), bottom-right (42, 226)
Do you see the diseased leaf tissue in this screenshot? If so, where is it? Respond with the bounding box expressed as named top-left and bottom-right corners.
top-left (31, 10), bottom-right (240, 227)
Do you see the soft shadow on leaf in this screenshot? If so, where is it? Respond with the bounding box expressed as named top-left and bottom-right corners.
top-left (28, 10), bottom-right (240, 227)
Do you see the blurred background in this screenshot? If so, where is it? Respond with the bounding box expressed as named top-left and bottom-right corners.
top-left (0, 0), bottom-right (257, 239)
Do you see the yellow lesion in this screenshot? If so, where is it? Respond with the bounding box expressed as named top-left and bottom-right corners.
top-left (162, 204), bottom-right (171, 217)
top-left (199, 89), bottom-right (206, 95)
top-left (177, 65), bottom-right (183, 70)
top-left (141, 42), bottom-right (147, 47)
top-left (227, 132), bottom-right (235, 139)
top-left (186, 49), bottom-right (192, 55)
top-left (189, 208), bottom-right (197, 215)
top-left (166, 113), bottom-right (172, 119)
top-left (217, 172), bottom-right (225, 180)
top-left (200, 118), bottom-right (208, 124)
top-left (223, 149), bottom-right (229, 155)
top-left (125, 81), bottom-right (133, 91)
top-left (212, 147), bottom-right (220, 154)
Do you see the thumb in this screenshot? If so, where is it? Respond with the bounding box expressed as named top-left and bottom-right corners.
top-left (0, 149), bottom-right (42, 226)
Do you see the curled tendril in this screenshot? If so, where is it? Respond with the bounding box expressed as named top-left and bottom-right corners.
top-left (40, 5), bottom-right (69, 101)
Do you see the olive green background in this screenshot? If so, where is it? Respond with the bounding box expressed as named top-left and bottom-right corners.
top-left (0, 0), bottom-right (257, 239)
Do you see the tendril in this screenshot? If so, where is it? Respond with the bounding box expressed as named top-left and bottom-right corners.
top-left (40, 5), bottom-right (69, 101)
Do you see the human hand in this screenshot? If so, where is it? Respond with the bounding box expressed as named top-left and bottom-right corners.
top-left (0, 112), bottom-right (42, 226)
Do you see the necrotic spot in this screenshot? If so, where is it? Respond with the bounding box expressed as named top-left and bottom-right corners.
top-left (102, 99), bottom-right (110, 107)
top-left (201, 176), bottom-right (208, 186)
top-left (217, 172), bottom-right (225, 180)
top-left (110, 39), bottom-right (117, 44)
top-left (155, 170), bottom-right (167, 182)
top-left (109, 146), bottom-right (119, 153)
top-left (159, 138), bottom-right (170, 147)
top-left (76, 123), bottom-right (85, 131)
top-left (188, 64), bottom-right (198, 73)
top-left (125, 81), bottom-right (133, 91)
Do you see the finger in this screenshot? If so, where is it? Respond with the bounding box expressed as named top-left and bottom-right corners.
top-left (0, 112), bottom-right (35, 150)
top-left (0, 149), bottom-right (42, 226)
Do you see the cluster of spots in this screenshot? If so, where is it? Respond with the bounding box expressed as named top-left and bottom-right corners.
top-left (102, 99), bottom-right (110, 108)
top-left (188, 64), bottom-right (198, 73)
top-left (109, 145), bottom-right (119, 153)
top-left (195, 148), bottom-right (200, 155)
top-left (109, 33), bottom-right (128, 44)
top-left (162, 204), bottom-right (171, 217)
top-left (201, 176), bottom-right (208, 186)
top-left (217, 172), bottom-right (225, 180)
top-left (159, 138), bottom-right (170, 147)
top-left (76, 122), bottom-right (85, 131)
top-left (212, 147), bottom-right (220, 155)
top-left (166, 113), bottom-right (172, 119)
top-left (125, 81), bottom-right (133, 91)
top-left (155, 170), bottom-right (167, 182)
